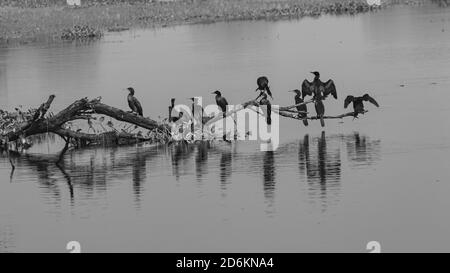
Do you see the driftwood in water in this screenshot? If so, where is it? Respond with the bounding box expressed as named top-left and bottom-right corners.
top-left (1, 94), bottom-right (370, 152)
top-left (1, 95), bottom-right (169, 148)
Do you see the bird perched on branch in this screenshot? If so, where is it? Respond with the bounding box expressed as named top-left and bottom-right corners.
top-left (255, 76), bottom-right (273, 125)
top-left (126, 87), bottom-right (143, 116)
top-left (302, 71), bottom-right (337, 127)
top-left (168, 98), bottom-right (184, 123)
top-left (212, 90), bottom-right (229, 117)
top-left (344, 94), bottom-right (379, 117)
top-left (289, 89), bottom-right (309, 126)
top-left (255, 76), bottom-right (273, 100)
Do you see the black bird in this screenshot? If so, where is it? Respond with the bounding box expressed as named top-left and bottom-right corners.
top-left (302, 71), bottom-right (337, 127)
top-left (344, 94), bottom-right (379, 117)
top-left (168, 98), bottom-right (184, 122)
top-left (289, 89), bottom-right (309, 126)
top-left (212, 90), bottom-right (235, 142)
top-left (126, 87), bottom-right (143, 116)
top-left (212, 90), bottom-right (229, 117)
top-left (255, 76), bottom-right (273, 99)
top-left (255, 76), bottom-right (273, 125)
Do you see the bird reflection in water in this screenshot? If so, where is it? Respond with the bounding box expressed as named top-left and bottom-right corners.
top-left (131, 149), bottom-right (148, 208)
top-left (345, 132), bottom-right (381, 167)
top-left (64, 146), bottom-right (160, 209)
top-left (195, 141), bottom-right (210, 184)
top-left (219, 150), bottom-right (232, 197)
top-left (4, 144), bottom-right (162, 210)
top-left (298, 132), bottom-right (341, 211)
top-left (263, 151), bottom-right (276, 215)
top-left (170, 141), bottom-right (196, 181)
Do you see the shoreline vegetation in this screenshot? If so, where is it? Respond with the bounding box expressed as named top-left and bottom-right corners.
top-left (0, 0), bottom-right (437, 45)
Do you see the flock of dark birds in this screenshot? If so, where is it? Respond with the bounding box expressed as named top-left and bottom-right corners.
top-left (126, 71), bottom-right (379, 128)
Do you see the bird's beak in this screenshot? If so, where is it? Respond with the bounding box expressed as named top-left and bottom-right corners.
top-left (288, 90), bottom-right (294, 93)
top-left (211, 92), bottom-right (216, 94)
top-left (310, 72), bottom-right (315, 75)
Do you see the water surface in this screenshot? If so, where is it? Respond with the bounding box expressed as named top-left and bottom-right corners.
top-left (1, 4), bottom-right (450, 252)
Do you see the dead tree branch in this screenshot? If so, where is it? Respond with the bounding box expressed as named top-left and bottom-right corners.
top-left (1, 95), bottom-right (168, 150)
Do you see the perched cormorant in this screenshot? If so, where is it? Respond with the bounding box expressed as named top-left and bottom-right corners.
top-left (212, 90), bottom-right (229, 117)
top-left (255, 76), bottom-right (273, 125)
top-left (126, 87), bottom-right (143, 116)
top-left (212, 90), bottom-right (235, 142)
top-left (289, 89), bottom-right (309, 126)
top-left (168, 98), bottom-right (184, 122)
top-left (255, 76), bottom-right (273, 99)
top-left (344, 94), bottom-right (379, 117)
top-left (302, 71), bottom-right (337, 127)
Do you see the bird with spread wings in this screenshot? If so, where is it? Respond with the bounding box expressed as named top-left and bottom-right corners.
top-left (344, 94), bottom-right (379, 117)
top-left (301, 71), bottom-right (337, 127)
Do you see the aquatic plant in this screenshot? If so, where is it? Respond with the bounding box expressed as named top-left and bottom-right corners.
top-left (0, 0), bottom-right (388, 44)
top-left (61, 25), bottom-right (103, 40)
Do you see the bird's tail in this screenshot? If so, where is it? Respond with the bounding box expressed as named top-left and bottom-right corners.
top-left (320, 117), bottom-right (325, 127)
top-left (266, 86), bottom-right (273, 99)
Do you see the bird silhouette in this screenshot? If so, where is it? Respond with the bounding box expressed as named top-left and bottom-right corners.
top-left (255, 76), bottom-right (273, 125)
top-left (289, 89), bottom-right (308, 126)
top-left (344, 94), bottom-right (379, 117)
top-left (126, 87), bottom-right (143, 116)
top-left (168, 98), bottom-right (184, 122)
top-left (255, 76), bottom-right (273, 99)
top-left (212, 90), bottom-right (235, 142)
top-left (302, 71), bottom-right (337, 127)
top-left (212, 90), bottom-right (229, 117)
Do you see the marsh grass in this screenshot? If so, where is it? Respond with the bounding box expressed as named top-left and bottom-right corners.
top-left (0, 0), bottom-right (433, 44)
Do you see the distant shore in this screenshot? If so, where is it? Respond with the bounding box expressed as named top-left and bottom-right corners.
top-left (0, 0), bottom-right (430, 45)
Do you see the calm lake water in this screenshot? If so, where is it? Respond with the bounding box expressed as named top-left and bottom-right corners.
top-left (1, 4), bottom-right (450, 252)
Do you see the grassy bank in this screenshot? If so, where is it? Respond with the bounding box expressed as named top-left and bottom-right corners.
top-left (0, 0), bottom-right (433, 44)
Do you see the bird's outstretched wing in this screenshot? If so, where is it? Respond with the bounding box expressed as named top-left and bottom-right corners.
top-left (323, 80), bottom-right (337, 99)
top-left (362, 94), bottom-right (379, 107)
top-left (344, 95), bottom-right (354, 109)
top-left (301, 79), bottom-right (314, 99)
